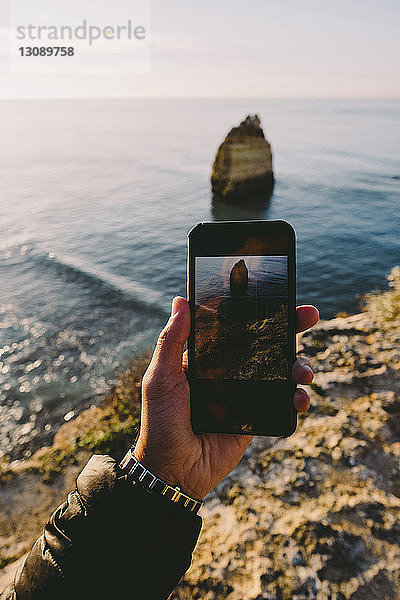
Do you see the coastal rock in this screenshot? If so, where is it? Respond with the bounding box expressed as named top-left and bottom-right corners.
top-left (211, 115), bottom-right (274, 204)
top-left (230, 259), bottom-right (249, 295)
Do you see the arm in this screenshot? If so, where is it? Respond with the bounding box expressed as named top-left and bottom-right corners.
top-left (2, 455), bottom-right (201, 600)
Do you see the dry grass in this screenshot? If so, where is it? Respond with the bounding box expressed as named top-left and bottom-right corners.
top-left (364, 266), bottom-right (400, 329)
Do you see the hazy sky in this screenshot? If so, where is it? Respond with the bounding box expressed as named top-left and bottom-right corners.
top-left (1, 0), bottom-right (399, 98)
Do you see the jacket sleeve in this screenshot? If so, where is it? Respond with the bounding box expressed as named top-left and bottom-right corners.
top-left (1, 454), bottom-right (202, 600)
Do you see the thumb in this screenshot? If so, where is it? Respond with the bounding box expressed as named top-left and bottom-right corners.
top-left (151, 297), bottom-right (191, 374)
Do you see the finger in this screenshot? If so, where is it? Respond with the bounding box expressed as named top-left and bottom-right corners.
top-left (292, 357), bottom-right (314, 384)
top-left (294, 388), bottom-right (310, 413)
top-left (151, 297), bottom-right (191, 374)
top-left (296, 305), bottom-right (319, 333)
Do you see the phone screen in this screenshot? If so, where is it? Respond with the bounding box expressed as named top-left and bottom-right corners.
top-left (188, 220), bottom-right (296, 437)
top-left (195, 255), bottom-right (288, 381)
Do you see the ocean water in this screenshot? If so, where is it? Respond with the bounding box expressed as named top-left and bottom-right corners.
top-left (0, 98), bottom-right (399, 458)
top-left (196, 256), bottom-right (288, 303)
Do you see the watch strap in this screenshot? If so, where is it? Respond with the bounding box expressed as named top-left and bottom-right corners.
top-left (120, 448), bottom-right (203, 515)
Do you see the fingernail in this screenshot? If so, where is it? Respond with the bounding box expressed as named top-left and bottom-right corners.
top-left (171, 296), bottom-right (180, 316)
top-left (304, 365), bottom-right (314, 380)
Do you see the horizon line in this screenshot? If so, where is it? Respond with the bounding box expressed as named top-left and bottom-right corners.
top-left (1, 95), bottom-right (400, 102)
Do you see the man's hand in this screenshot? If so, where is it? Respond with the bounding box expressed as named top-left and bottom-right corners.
top-left (134, 297), bottom-right (319, 500)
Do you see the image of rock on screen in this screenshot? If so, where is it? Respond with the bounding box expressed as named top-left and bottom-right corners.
top-left (195, 256), bottom-right (289, 381)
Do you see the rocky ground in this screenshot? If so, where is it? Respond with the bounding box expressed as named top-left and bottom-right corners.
top-left (171, 269), bottom-right (400, 600)
top-left (1, 269), bottom-right (400, 598)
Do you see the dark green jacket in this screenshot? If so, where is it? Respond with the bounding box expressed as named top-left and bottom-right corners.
top-left (1, 455), bottom-right (202, 599)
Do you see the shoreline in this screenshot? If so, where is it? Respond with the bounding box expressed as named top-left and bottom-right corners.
top-left (0, 389), bottom-right (106, 465)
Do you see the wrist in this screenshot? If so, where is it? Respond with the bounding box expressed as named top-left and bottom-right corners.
top-left (120, 447), bottom-right (203, 514)
top-left (133, 441), bottom-right (202, 501)
top-left (133, 441), bottom-right (174, 485)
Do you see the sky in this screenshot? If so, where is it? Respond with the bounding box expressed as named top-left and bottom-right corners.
top-left (1, 0), bottom-right (399, 99)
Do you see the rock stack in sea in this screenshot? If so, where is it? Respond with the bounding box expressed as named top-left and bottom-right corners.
top-left (211, 115), bottom-right (274, 204)
top-left (230, 259), bottom-right (249, 295)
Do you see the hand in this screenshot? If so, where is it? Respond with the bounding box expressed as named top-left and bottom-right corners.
top-left (134, 297), bottom-right (319, 500)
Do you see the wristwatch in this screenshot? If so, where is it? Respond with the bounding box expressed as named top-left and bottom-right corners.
top-left (119, 447), bottom-right (203, 515)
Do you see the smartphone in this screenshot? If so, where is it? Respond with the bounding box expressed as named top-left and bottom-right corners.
top-left (187, 220), bottom-right (296, 437)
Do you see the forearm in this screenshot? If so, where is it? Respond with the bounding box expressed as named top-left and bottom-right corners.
top-left (1, 455), bottom-right (202, 600)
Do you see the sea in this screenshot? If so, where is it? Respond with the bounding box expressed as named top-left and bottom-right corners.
top-left (195, 256), bottom-right (288, 303)
top-left (0, 98), bottom-right (399, 459)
